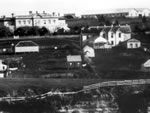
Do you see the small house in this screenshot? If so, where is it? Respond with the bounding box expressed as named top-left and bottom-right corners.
top-left (66, 55), bottom-right (82, 68)
top-left (0, 60), bottom-right (7, 78)
top-left (127, 39), bottom-right (141, 49)
top-left (141, 59), bottom-right (150, 72)
top-left (83, 45), bottom-right (95, 58)
top-left (15, 41), bottom-right (39, 53)
top-left (93, 36), bottom-right (112, 49)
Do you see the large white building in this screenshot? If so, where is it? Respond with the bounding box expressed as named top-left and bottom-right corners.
top-left (0, 11), bottom-right (69, 33)
top-left (82, 8), bottom-right (150, 18)
top-left (15, 11), bottom-right (69, 32)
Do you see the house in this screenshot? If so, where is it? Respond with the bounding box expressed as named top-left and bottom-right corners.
top-left (83, 45), bottom-right (95, 58)
top-left (93, 36), bottom-right (112, 49)
top-left (15, 41), bottom-right (39, 53)
top-left (84, 25), bottom-right (131, 47)
top-left (0, 60), bottom-right (7, 78)
top-left (66, 55), bottom-right (82, 68)
top-left (126, 39), bottom-right (141, 49)
top-left (141, 59), bottom-right (150, 72)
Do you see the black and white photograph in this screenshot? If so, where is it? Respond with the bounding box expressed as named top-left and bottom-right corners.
top-left (0, 0), bottom-right (150, 113)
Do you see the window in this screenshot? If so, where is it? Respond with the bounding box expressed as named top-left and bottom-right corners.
top-left (53, 19), bottom-right (56, 23)
top-left (44, 20), bottom-right (46, 24)
top-left (49, 20), bottom-right (51, 24)
top-left (135, 43), bottom-right (138, 48)
top-left (111, 41), bottom-right (114, 45)
top-left (130, 43), bottom-right (133, 48)
top-left (18, 20), bottom-right (21, 24)
top-left (23, 20), bottom-right (26, 24)
top-left (119, 33), bottom-right (121, 38)
top-left (111, 33), bottom-right (113, 38)
top-left (28, 20), bottom-right (31, 24)
top-left (103, 33), bottom-right (105, 38)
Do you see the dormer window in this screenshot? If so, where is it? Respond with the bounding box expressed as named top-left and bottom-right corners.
top-left (44, 20), bottom-right (46, 24)
top-left (111, 33), bottom-right (113, 38)
top-left (103, 33), bottom-right (105, 38)
top-left (119, 32), bottom-right (121, 38)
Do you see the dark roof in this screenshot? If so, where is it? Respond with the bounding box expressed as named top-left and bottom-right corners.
top-left (15, 41), bottom-right (38, 47)
top-left (82, 25), bottom-right (131, 34)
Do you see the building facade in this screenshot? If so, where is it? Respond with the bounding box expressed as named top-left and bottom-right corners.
top-left (0, 11), bottom-right (69, 33)
top-left (82, 8), bottom-right (150, 18)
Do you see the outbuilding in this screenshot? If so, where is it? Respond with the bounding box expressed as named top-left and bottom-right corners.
top-left (83, 45), bottom-right (95, 58)
top-left (15, 41), bottom-right (39, 53)
top-left (0, 60), bottom-right (7, 78)
top-left (141, 59), bottom-right (150, 72)
top-left (66, 55), bottom-right (82, 68)
top-left (127, 39), bottom-right (141, 49)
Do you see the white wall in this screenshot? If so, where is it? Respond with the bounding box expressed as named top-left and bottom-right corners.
top-left (15, 46), bottom-right (39, 53)
top-left (127, 42), bottom-right (141, 49)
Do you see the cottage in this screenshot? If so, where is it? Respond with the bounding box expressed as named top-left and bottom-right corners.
top-left (0, 60), bottom-right (7, 78)
top-left (141, 59), bottom-right (150, 72)
top-left (66, 55), bottom-right (82, 68)
top-left (15, 41), bottom-right (39, 53)
top-left (127, 39), bottom-right (141, 49)
top-left (83, 45), bottom-right (95, 58)
top-left (93, 36), bottom-right (112, 49)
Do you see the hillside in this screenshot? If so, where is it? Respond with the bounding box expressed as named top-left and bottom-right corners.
top-left (92, 48), bottom-right (150, 79)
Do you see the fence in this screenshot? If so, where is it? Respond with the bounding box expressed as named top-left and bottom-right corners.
top-left (83, 79), bottom-right (150, 90)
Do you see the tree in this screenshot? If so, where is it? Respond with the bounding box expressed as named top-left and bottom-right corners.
top-left (114, 19), bottom-right (119, 25)
top-left (39, 27), bottom-right (50, 36)
top-left (0, 27), bottom-right (13, 38)
top-left (142, 15), bottom-right (147, 23)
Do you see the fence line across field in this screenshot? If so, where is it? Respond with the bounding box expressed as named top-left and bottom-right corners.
top-left (0, 79), bottom-right (150, 103)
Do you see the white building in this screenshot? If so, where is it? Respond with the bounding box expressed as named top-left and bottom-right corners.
top-left (14, 11), bottom-right (69, 32)
top-left (15, 41), bottom-right (39, 53)
top-left (83, 45), bottom-right (95, 57)
top-left (81, 8), bottom-right (150, 18)
top-left (99, 25), bottom-right (131, 47)
top-left (0, 60), bottom-right (7, 78)
top-left (93, 36), bottom-right (112, 49)
top-left (126, 39), bottom-right (141, 49)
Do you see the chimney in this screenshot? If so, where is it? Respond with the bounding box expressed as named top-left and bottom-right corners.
top-left (52, 12), bottom-right (55, 16)
top-left (29, 11), bottom-right (32, 15)
top-left (11, 13), bottom-right (14, 17)
top-left (43, 11), bottom-right (46, 14)
top-left (2, 15), bottom-right (5, 19)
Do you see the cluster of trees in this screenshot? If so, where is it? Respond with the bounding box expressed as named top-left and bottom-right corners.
top-left (14, 26), bottom-right (50, 36)
top-left (0, 26), bottom-right (51, 38)
top-left (0, 27), bottom-right (13, 38)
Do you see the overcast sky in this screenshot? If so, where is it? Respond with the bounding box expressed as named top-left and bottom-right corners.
top-left (1, 0), bottom-right (150, 16)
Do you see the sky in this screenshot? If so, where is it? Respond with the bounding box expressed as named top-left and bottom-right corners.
top-left (1, 0), bottom-right (150, 16)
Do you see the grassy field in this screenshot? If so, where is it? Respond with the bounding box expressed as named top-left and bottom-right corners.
top-left (92, 48), bottom-right (150, 79)
top-left (0, 78), bottom-right (106, 96)
top-left (0, 36), bottom-right (82, 77)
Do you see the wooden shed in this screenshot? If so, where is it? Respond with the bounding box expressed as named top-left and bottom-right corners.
top-left (15, 41), bottom-right (39, 53)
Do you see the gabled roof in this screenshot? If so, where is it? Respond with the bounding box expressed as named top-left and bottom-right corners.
top-left (143, 59), bottom-right (150, 67)
top-left (127, 39), bottom-right (140, 43)
top-left (94, 36), bottom-right (108, 43)
top-left (15, 41), bottom-right (38, 47)
top-left (67, 55), bottom-right (82, 62)
top-left (118, 26), bottom-right (131, 33)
